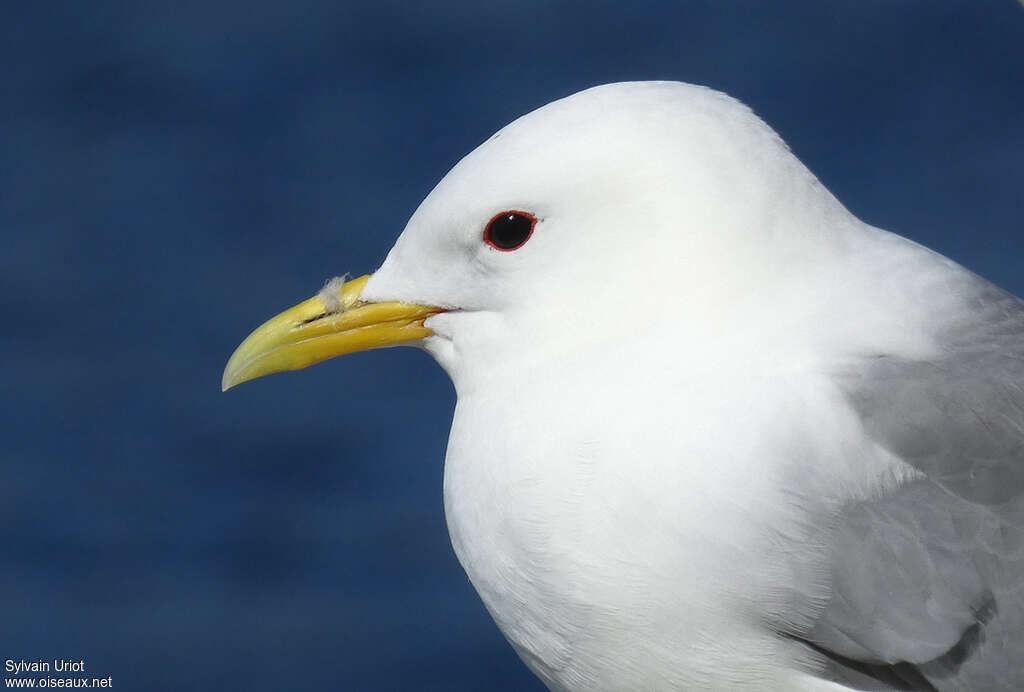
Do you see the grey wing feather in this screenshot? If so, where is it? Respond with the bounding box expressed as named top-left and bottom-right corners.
top-left (806, 261), bottom-right (1024, 690)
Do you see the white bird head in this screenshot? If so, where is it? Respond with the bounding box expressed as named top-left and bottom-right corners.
top-left (223, 81), bottom-right (852, 391)
top-left (224, 80), bottom-right (856, 388)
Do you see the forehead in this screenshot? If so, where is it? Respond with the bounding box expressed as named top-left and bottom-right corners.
top-left (419, 83), bottom-right (723, 217)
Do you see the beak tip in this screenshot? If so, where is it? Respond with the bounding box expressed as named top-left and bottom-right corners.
top-left (221, 364), bottom-right (242, 392)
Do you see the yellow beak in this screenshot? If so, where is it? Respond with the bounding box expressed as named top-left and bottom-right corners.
top-left (221, 274), bottom-right (442, 391)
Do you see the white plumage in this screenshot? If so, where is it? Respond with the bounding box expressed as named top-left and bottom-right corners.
top-left (347, 82), bottom-right (1023, 689)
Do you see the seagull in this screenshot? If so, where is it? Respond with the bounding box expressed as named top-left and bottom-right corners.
top-left (222, 82), bottom-right (1023, 691)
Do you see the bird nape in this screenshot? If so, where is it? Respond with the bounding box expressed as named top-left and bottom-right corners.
top-left (223, 82), bottom-right (1024, 692)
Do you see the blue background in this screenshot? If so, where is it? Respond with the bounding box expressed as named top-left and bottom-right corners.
top-left (3, 2), bottom-right (1022, 689)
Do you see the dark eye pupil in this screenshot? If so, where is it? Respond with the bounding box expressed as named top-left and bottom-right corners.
top-left (485, 211), bottom-right (535, 250)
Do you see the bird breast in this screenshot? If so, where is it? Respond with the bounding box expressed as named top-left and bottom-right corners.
top-left (438, 347), bottom-right (891, 690)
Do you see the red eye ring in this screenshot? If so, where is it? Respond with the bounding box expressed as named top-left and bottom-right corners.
top-left (483, 210), bottom-right (537, 251)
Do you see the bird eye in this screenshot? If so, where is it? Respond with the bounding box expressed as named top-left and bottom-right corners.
top-left (483, 211), bottom-right (536, 251)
